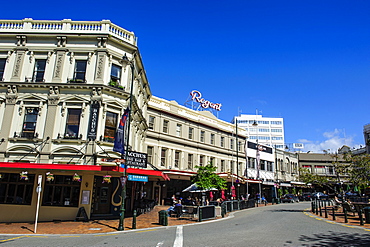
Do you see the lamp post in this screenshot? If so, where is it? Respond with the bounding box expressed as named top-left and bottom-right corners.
top-left (236, 119), bottom-right (239, 200)
top-left (118, 53), bottom-right (135, 231)
top-left (252, 120), bottom-right (262, 204)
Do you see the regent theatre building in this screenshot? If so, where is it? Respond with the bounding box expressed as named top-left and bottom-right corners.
top-left (0, 19), bottom-right (168, 222)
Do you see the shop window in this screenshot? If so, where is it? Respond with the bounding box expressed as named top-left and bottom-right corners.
top-left (42, 175), bottom-right (81, 207)
top-left (0, 173), bottom-right (35, 205)
top-left (21, 107), bottom-right (39, 138)
top-left (64, 109), bottom-right (81, 139)
top-left (32, 59), bottom-right (46, 82)
top-left (104, 111), bottom-right (118, 143)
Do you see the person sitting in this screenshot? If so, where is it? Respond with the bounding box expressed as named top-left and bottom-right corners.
top-left (174, 200), bottom-right (183, 217)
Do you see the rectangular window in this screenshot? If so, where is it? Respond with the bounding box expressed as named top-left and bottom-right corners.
top-left (65, 109), bottom-right (82, 139)
top-left (163, 120), bottom-right (169, 133)
top-left (230, 161), bottom-right (234, 174)
top-left (200, 131), bottom-right (205, 142)
top-left (72, 60), bottom-right (87, 83)
top-left (210, 157), bottom-right (215, 166)
top-left (199, 155), bottom-right (204, 166)
top-left (0, 173), bottom-right (35, 205)
top-left (42, 175), bottom-right (81, 207)
top-left (32, 59), bottom-right (46, 82)
top-left (21, 107), bottom-right (39, 138)
top-left (148, 116), bottom-right (155, 130)
top-left (160, 148), bottom-right (167, 166)
top-left (176, 124), bottom-right (182, 137)
top-left (147, 146), bottom-right (153, 164)
top-left (175, 151), bottom-right (180, 168)
top-left (103, 111), bottom-right (118, 143)
top-left (260, 160), bottom-right (266, 170)
top-left (221, 160), bottom-right (225, 172)
top-left (230, 139), bottom-right (234, 149)
top-left (188, 127), bottom-right (193, 139)
top-left (0, 58), bottom-right (5, 80)
top-left (188, 154), bottom-right (193, 170)
top-left (110, 64), bottom-right (121, 83)
top-left (221, 137), bottom-right (224, 147)
top-left (238, 141), bottom-right (242, 152)
top-left (210, 134), bottom-right (215, 145)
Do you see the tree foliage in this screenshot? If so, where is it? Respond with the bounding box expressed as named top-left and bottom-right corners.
top-left (343, 152), bottom-right (370, 189)
top-left (191, 162), bottom-right (227, 190)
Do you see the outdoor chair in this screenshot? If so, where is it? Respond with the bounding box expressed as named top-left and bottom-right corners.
top-left (342, 202), bottom-right (356, 216)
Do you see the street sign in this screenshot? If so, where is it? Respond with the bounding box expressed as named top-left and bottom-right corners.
top-left (128, 175), bottom-right (148, 182)
top-left (126, 151), bottom-right (147, 168)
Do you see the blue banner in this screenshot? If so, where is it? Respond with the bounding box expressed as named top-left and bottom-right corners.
top-left (128, 175), bottom-right (148, 182)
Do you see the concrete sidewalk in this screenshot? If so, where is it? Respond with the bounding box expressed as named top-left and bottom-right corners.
top-left (0, 206), bottom-right (197, 235)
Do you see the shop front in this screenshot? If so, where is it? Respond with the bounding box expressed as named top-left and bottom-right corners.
top-left (0, 162), bottom-right (169, 222)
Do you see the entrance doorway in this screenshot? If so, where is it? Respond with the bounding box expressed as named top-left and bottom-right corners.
top-left (92, 176), bottom-right (112, 215)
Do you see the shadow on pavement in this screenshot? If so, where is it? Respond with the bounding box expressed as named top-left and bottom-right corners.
top-left (298, 231), bottom-right (370, 247)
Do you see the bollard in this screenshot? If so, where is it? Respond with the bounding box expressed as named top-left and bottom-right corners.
top-left (319, 204), bottom-right (322, 217)
top-left (221, 204), bottom-right (225, 218)
top-left (132, 210), bottom-right (137, 229)
top-left (332, 207), bottom-right (336, 221)
top-left (344, 208), bottom-right (348, 223)
top-left (324, 206), bottom-right (328, 218)
top-left (198, 207), bottom-right (202, 222)
top-left (311, 202), bottom-right (315, 213)
top-left (360, 210), bottom-right (364, 225)
top-left (256, 201), bottom-right (259, 207)
top-left (272, 198), bottom-right (275, 205)
top-left (315, 202), bottom-right (318, 214)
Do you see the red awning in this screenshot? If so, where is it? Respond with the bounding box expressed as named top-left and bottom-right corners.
top-left (0, 162), bottom-right (170, 180)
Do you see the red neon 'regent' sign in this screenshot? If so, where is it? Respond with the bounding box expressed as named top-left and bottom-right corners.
top-left (190, 90), bottom-right (222, 111)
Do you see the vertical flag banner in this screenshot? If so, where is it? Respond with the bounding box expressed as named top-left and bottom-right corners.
top-left (113, 108), bottom-right (130, 155)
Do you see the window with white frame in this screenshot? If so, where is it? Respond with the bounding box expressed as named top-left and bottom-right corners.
top-left (175, 151), bottom-right (180, 168)
top-left (160, 148), bottom-right (167, 166)
top-left (176, 124), bottom-right (182, 137)
top-left (188, 154), bottom-right (193, 170)
top-left (0, 58), bottom-right (5, 80)
top-left (147, 146), bottom-right (153, 164)
top-left (72, 60), bottom-right (87, 83)
top-left (21, 107), bottom-right (39, 138)
top-left (230, 139), bottom-right (234, 149)
top-left (221, 137), bottom-right (224, 147)
top-left (32, 59), bottom-right (46, 82)
top-left (65, 109), bottom-right (82, 139)
top-left (221, 160), bottom-right (225, 172)
top-left (103, 111), bottom-right (118, 143)
top-left (163, 120), bottom-right (169, 133)
top-left (188, 127), bottom-right (193, 139)
top-left (210, 133), bottom-right (215, 145)
top-left (148, 116), bottom-right (155, 130)
top-left (199, 155), bottom-right (204, 166)
top-left (200, 131), bottom-right (205, 142)
top-left (110, 64), bottom-right (121, 84)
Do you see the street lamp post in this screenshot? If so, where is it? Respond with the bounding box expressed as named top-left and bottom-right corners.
top-left (118, 53), bottom-right (135, 231)
top-left (252, 120), bottom-right (262, 204)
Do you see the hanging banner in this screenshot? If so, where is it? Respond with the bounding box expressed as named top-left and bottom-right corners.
top-left (87, 102), bottom-right (100, 140)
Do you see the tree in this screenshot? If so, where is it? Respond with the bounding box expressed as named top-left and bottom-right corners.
top-left (343, 152), bottom-right (370, 192)
top-left (191, 162), bottom-right (227, 190)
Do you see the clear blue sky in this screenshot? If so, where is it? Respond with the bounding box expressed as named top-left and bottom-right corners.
top-left (3, 0), bottom-right (370, 153)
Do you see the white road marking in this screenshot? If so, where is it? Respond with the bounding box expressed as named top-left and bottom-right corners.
top-left (173, 225), bottom-right (183, 247)
top-left (156, 241), bottom-right (164, 246)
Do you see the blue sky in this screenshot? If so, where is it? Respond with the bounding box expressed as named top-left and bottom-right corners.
top-left (3, 0), bottom-right (370, 153)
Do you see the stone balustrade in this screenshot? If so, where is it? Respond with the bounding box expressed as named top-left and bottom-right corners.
top-left (0, 18), bottom-right (136, 45)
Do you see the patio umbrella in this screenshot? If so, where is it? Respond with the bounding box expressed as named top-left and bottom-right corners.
top-left (182, 183), bottom-right (218, 193)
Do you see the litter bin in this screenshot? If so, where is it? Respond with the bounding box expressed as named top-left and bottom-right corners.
top-left (158, 210), bottom-right (168, 226)
top-left (363, 207), bottom-right (370, 224)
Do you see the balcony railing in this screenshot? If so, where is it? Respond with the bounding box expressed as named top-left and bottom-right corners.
top-left (0, 18), bottom-right (136, 45)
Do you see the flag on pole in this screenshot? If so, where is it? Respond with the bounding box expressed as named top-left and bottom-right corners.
top-left (113, 107), bottom-right (130, 155)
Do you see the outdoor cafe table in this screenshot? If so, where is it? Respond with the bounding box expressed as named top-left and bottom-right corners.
top-left (352, 202), bottom-right (370, 216)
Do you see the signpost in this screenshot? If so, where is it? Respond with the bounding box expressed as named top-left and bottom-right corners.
top-left (34, 174), bottom-right (42, 233)
top-left (126, 151), bottom-right (147, 168)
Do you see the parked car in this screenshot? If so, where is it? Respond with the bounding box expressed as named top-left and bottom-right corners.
top-left (312, 192), bottom-right (329, 200)
top-left (301, 192), bottom-right (313, 201)
top-left (281, 194), bottom-right (299, 203)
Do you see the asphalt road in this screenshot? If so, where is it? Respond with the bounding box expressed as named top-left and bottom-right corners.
top-left (1, 202), bottom-right (369, 247)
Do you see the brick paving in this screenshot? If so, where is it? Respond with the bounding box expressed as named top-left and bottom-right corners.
top-left (0, 206), bottom-right (199, 235)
